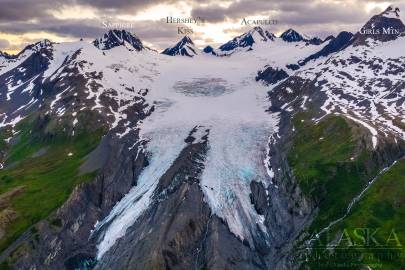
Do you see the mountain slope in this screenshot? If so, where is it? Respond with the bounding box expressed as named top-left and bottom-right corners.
top-left (258, 6), bottom-right (405, 268)
top-left (298, 31), bottom-right (354, 66)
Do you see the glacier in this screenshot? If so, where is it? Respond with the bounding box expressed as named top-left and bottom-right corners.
top-left (92, 50), bottom-right (286, 258)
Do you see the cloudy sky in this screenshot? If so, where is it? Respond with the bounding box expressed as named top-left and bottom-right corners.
top-left (0, 0), bottom-right (404, 54)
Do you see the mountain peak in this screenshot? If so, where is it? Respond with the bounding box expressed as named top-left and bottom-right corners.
top-left (280, 29), bottom-right (304, 42)
top-left (249, 26), bottom-right (276, 40)
top-left (93, 29), bottom-right (144, 51)
top-left (15, 39), bottom-right (53, 57)
top-left (352, 5), bottom-right (405, 45)
top-left (180, 36), bottom-right (194, 45)
top-left (280, 29), bottom-right (322, 45)
top-left (218, 26), bottom-right (275, 53)
top-left (381, 6), bottom-right (400, 18)
top-left (0, 50), bottom-right (12, 59)
top-left (162, 36), bottom-right (198, 57)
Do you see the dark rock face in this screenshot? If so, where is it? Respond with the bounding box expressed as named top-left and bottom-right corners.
top-left (6, 102), bottom-right (151, 270)
top-left (256, 66), bottom-right (289, 84)
top-left (280, 29), bottom-right (322, 45)
top-left (286, 64), bottom-right (300, 71)
top-left (323, 35), bottom-right (335, 43)
top-left (280, 29), bottom-right (304, 42)
top-left (95, 140), bottom-right (210, 269)
top-left (0, 51), bottom-right (16, 60)
top-left (9, 134), bottom-right (150, 270)
top-left (306, 37), bottom-right (323, 45)
top-left (219, 26), bottom-right (275, 52)
top-left (219, 34), bottom-right (254, 51)
top-left (352, 6), bottom-right (405, 45)
top-left (299, 31), bottom-right (354, 66)
top-left (249, 181), bottom-right (267, 215)
top-left (162, 36), bottom-right (197, 57)
top-left (203, 45), bottom-right (216, 55)
top-left (93, 30), bottom-right (144, 51)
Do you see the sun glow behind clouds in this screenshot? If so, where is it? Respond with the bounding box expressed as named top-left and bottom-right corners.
top-left (130, 3), bottom-right (192, 21)
top-left (0, 32), bottom-right (73, 54)
top-left (48, 5), bottom-right (99, 20)
top-left (365, 2), bottom-right (391, 13)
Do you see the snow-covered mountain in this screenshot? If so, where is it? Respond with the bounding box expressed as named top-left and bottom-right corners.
top-left (217, 26), bottom-right (275, 53)
top-left (352, 5), bottom-right (405, 44)
top-left (93, 29), bottom-right (144, 51)
top-left (0, 51), bottom-right (14, 60)
top-left (211, 26), bottom-right (324, 57)
top-left (280, 28), bottom-right (322, 45)
top-left (0, 6), bottom-right (404, 270)
top-left (280, 28), bottom-right (305, 42)
top-left (161, 36), bottom-right (199, 57)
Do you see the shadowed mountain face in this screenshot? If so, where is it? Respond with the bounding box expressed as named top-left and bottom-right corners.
top-left (162, 36), bottom-right (198, 57)
top-left (218, 26), bottom-right (276, 52)
top-left (0, 6), bottom-right (404, 270)
top-left (93, 29), bottom-right (144, 51)
top-left (298, 31), bottom-right (354, 66)
top-left (353, 6), bottom-right (405, 45)
top-left (280, 29), bottom-right (304, 42)
top-left (280, 29), bottom-right (322, 45)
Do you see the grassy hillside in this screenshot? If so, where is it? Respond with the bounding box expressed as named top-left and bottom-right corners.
top-left (288, 114), bottom-right (377, 232)
top-left (303, 160), bottom-right (404, 269)
top-left (0, 114), bottom-right (105, 253)
top-left (288, 114), bottom-right (404, 269)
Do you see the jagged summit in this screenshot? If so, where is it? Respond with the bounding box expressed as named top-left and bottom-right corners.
top-left (14, 39), bottom-right (54, 58)
top-left (218, 26), bottom-right (275, 52)
top-left (280, 29), bottom-right (322, 45)
top-left (179, 35), bottom-right (194, 45)
top-left (0, 50), bottom-right (14, 59)
top-left (280, 29), bottom-right (304, 42)
top-left (352, 6), bottom-right (405, 44)
top-left (298, 31), bottom-right (354, 66)
top-left (323, 35), bottom-right (335, 43)
top-left (23, 39), bottom-right (53, 51)
top-left (161, 36), bottom-right (198, 57)
top-left (93, 29), bottom-right (144, 51)
top-left (381, 5), bottom-right (400, 18)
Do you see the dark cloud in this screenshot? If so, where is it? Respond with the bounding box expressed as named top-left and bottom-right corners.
top-left (0, 0), bottom-right (175, 22)
top-left (191, 6), bottom-right (227, 22)
top-left (75, 0), bottom-right (168, 10)
top-left (0, 0), bottom-right (65, 21)
top-left (277, 2), bottom-right (370, 25)
top-left (0, 19), bottom-right (102, 38)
